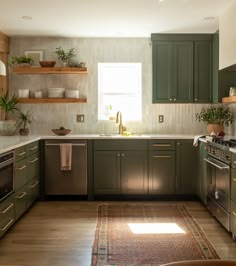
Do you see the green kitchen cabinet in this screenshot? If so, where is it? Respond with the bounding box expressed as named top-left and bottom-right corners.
top-left (152, 40), bottom-right (193, 103)
top-left (93, 140), bottom-right (148, 195)
top-left (151, 34), bottom-right (213, 103)
top-left (194, 40), bottom-right (212, 103)
top-left (176, 140), bottom-right (196, 195)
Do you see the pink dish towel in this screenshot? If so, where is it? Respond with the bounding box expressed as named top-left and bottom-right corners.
top-left (60, 143), bottom-right (72, 171)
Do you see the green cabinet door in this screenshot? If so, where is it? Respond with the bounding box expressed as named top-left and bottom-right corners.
top-left (94, 151), bottom-right (121, 194)
top-left (173, 41), bottom-right (193, 102)
top-left (121, 151), bottom-right (148, 194)
top-left (149, 151), bottom-right (175, 194)
top-left (194, 40), bottom-right (212, 103)
top-left (152, 41), bottom-right (172, 103)
top-left (176, 140), bottom-right (195, 194)
top-left (15, 185), bottom-right (28, 220)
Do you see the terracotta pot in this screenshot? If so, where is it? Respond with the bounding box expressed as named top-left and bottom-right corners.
top-left (207, 124), bottom-right (224, 134)
top-left (19, 128), bottom-right (29, 136)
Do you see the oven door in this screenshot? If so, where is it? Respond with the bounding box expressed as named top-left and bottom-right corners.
top-left (204, 156), bottom-right (230, 211)
top-left (0, 154), bottom-right (14, 201)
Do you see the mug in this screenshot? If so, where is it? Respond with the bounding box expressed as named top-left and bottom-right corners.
top-left (229, 87), bottom-right (236, 96)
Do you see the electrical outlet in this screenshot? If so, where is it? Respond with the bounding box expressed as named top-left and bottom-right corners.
top-left (77, 114), bottom-right (85, 123)
top-left (158, 115), bottom-right (164, 123)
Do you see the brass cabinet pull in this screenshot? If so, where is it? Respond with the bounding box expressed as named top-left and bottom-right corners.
top-left (233, 211), bottom-right (236, 216)
top-left (16, 192), bottom-right (27, 199)
top-left (0, 203), bottom-right (14, 214)
top-left (234, 161), bottom-right (236, 164)
top-left (29, 146), bottom-right (38, 151)
top-left (29, 158), bottom-right (39, 163)
top-left (29, 181), bottom-right (39, 188)
top-left (0, 218), bottom-right (14, 231)
top-left (153, 155), bottom-right (171, 158)
top-left (16, 152), bottom-right (26, 156)
top-left (16, 165), bottom-right (26, 171)
top-left (233, 178), bottom-right (236, 182)
top-left (152, 144), bottom-right (171, 147)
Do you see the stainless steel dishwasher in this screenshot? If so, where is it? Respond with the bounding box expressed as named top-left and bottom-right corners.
top-left (45, 139), bottom-right (87, 195)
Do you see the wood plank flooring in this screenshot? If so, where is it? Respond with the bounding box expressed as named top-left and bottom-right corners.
top-left (0, 200), bottom-right (236, 266)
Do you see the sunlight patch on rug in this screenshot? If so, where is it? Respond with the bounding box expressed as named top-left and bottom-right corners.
top-left (128, 223), bottom-right (185, 234)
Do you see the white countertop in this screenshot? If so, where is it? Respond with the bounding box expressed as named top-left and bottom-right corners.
top-left (0, 133), bottom-right (197, 154)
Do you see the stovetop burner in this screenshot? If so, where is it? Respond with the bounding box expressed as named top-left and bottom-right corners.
top-left (211, 138), bottom-right (236, 148)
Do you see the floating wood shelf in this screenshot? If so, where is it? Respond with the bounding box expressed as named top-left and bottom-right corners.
top-left (222, 96), bottom-right (236, 103)
top-left (12, 66), bottom-right (88, 74)
top-left (17, 98), bottom-right (87, 104)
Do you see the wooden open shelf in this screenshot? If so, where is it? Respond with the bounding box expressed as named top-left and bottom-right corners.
top-left (17, 98), bottom-right (87, 104)
top-left (12, 66), bottom-right (88, 74)
top-left (222, 96), bottom-right (236, 103)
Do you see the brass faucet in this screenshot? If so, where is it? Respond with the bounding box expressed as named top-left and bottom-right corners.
top-left (116, 111), bottom-right (125, 135)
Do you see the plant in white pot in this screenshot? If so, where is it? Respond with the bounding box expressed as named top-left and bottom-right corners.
top-left (0, 91), bottom-right (19, 135)
top-left (196, 105), bottom-right (234, 134)
top-left (17, 110), bottom-right (32, 136)
top-left (54, 46), bottom-right (76, 67)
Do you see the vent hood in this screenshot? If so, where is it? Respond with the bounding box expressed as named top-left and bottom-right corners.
top-left (219, 2), bottom-right (236, 70)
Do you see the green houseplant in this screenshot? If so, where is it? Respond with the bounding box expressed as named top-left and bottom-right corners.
top-left (54, 46), bottom-right (75, 66)
top-left (196, 105), bottom-right (234, 134)
top-left (10, 55), bottom-right (34, 66)
top-left (0, 91), bottom-right (19, 135)
top-left (17, 110), bottom-right (32, 136)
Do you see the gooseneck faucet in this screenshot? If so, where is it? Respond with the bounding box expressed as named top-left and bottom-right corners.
top-left (116, 111), bottom-right (125, 135)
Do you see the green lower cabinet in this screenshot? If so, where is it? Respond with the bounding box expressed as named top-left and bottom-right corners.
top-left (121, 151), bottom-right (148, 194)
top-left (231, 200), bottom-right (236, 239)
top-left (94, 151), bottom-right (120, 194)
top-left (0, 194), bottom-right (15, 238)
top-left (15, 185), bottom-right (28, 220)
top-left (26, 152), bottom-right (39, 183)
top-left (27, 178), bottom-right (40, 208)
top-left (149, 151), bottom-right (175, 194)
top-left (176, 140), bottom-right (196, 194)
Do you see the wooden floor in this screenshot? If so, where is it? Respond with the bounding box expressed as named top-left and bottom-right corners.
top-left (0, 200), bottom-right (236, 266)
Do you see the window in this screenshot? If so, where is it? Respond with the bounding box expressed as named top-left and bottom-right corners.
top-left (98, 63), bottom-right (142, 121)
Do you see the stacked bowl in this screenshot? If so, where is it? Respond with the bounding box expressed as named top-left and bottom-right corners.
top-left (65, 90), bottom-right (79, 98)
top-left (48, 88), bottom-right (65, 98)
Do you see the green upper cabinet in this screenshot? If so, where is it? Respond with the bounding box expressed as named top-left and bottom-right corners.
top-left (151, 34), bottom-right (213, 103)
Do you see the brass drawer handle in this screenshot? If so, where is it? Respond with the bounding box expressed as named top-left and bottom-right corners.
top-left (16, 165), bottom-right (26, 171)
top-left (16, 192), bottom-right (27, 199)
top-left (233, 178), bottom-right (236, 182)
top-left (0, 218), bottom-right (14, 231)
top-left (153, 155), bottom-right (171, 158)
top-left (0, 203), bottom-right (14, 214)
top-left (152, 144), bottom-right (171, 147)
top-left (16, 151), bottom-right (26, 156)
top-left (233, 211), bottom-right (236, 216)
top-left (234, 161), bottom-right (236, 164)
top-left (29, 181), bottom-right (39, 188)
top-left (29, 146), bottom-right (38, 151)
top-left (29, 158), bottom-right (39, 164)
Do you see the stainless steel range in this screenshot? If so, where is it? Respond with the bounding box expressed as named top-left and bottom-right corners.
top-left (204, 138), bottom-right (234, 231)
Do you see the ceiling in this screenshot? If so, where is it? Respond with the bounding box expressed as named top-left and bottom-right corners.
top-left (0, 0), bottom-right (235, 38)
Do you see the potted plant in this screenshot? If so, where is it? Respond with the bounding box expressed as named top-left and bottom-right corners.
top-left (54, 46), bottom-right (76, 67)
top-left (17, 110), bottom-right (32, 136)
top-left (10, 55), bottom-right (34, 66)
top-left (0, 91), bottom-right (19, 135)
top-left (196, 105), bottom-right (234, 134)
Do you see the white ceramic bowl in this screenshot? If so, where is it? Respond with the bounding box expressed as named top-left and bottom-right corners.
top-left (48, 88), bottom-right (65, 93)
top-left (65, 90), bottom-right (79, 98)
top-left (18, 89), bottom-right (29, 98)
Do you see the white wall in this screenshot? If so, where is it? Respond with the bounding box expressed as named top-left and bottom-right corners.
top-left (219, 3), bottom-right (236, 69)
top-left (9, 37), bottom-right (210, 135)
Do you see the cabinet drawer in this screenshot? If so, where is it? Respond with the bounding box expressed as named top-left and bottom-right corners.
top-left (26, 141), bottom-right (39, 157)
top-left (14, 159), bottom-right (27, 190)
top-left (26, 152), bottom-right (39, 182)
top-left (27, 178), bottom-right (40, 208)
top-left (15, 185), bottom-right (28, 220)
top-left (94, 140), bottom-right (148, 151)
top-left (15, 145), bottom-right (26, 162)
top-left (149, 140), bottom-right (176, 151)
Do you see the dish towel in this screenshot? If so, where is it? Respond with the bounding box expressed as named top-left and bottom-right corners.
top-left (193, 135), bottom-right (205, 147)
top-left (60, 143), bottom-right (72, 171)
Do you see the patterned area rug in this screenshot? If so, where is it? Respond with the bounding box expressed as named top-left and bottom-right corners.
top-left (91, 204), bottom-right (220, 266)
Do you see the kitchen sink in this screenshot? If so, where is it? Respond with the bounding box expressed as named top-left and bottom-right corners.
top-left (98, 133), bottom-right (151, 138)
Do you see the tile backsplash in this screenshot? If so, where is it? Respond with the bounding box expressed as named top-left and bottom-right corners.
top-left (9, 37), bottom-right (229, 136)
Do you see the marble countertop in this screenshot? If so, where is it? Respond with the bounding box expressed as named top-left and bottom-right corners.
top-left (0, 133), bottom-right (198, 154)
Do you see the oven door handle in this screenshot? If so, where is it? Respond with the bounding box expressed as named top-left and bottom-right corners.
top-left (204, 157), bottom-right (229, 170)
